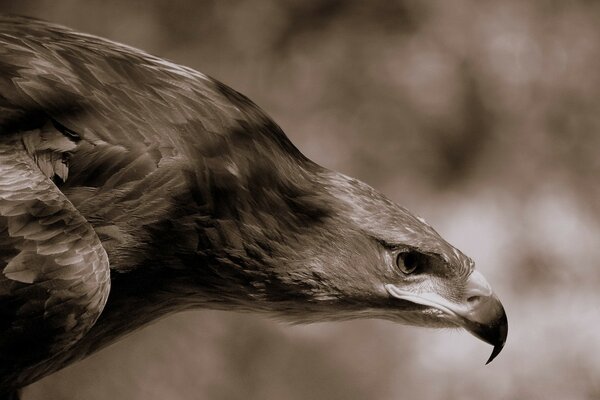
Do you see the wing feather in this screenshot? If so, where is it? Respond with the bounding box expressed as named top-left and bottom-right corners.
top-left (0, 139), bottom-right (110, 389)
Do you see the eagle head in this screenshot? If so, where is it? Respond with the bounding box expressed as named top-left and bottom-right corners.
top-left (197, 161), bottom-right (507, 364)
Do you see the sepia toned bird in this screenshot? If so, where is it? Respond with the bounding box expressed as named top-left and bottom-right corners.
top-left (0, 15), bottom-right (507, 399)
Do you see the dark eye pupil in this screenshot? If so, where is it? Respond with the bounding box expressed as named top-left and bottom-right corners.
top-left (397, 251), bottom-right (419, 274)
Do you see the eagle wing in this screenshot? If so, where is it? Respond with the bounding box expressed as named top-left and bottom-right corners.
top-left (0, 18), bottom-right (116, 390)
top-left (0, 135), bottom-right (110, 384)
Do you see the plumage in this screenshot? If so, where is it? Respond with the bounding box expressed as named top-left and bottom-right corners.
top-left (0, 15), bottom-right (507, 398)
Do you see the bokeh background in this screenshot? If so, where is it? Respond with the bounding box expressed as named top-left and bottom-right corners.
top-left (1, 0), bottom-right (599, 399)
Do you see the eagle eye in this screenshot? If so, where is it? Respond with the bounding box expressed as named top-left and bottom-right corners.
top-left (396, 251), bottom-right (419, 274)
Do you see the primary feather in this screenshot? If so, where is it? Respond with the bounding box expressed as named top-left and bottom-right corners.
top-left (0, 15), bottom-right (507, 397)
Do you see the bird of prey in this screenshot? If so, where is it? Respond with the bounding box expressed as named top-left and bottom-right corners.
top-left (0, 15), bottom-right (507, 399)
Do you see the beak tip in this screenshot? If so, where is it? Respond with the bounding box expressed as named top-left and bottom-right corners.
top-left (461, 295), bottom-right (508, 365)
top-left (483, 308), bottom-right (508, 365)
top-left (485, 342), bottom-right (505, 365)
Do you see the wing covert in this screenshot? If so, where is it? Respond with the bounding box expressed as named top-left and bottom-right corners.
top-left (0, 137), bottom-right (110, 388)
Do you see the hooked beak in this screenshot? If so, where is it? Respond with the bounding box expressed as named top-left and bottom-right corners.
top-left (385, 270), bottom-right (508, 364)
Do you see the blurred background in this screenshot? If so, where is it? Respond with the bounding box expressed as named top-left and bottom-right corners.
top-left (1, 0), bottom-right (599, 398)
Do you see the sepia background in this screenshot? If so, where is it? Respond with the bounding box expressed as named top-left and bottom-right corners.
top-left (1, 0), bottom-right (599, 398)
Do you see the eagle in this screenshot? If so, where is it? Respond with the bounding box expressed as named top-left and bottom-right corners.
top-left (0, 15), bottom-right (507, 399)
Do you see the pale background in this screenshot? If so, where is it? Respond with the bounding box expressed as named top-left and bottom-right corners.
top-left (0, 1), bottom-right (598, 399)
